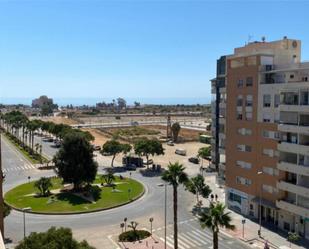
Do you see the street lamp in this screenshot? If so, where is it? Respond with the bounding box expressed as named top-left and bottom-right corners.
top-left (149, 217), bottom-right (154, 235)
top-left (128, 188), bottom-right (132, 201)
top-left (22, 207), bottom-right (32, 239)
top-left (27, 176), bottom-right (31, 183)
top-left (157, 183), bottom-right (167, 249)
top-left (124, 217), bottom-right (127, 232)
top-left (242, 219), bottom-right (246, 238)
top-left (120, 223), bottom-right (125, 233)
top-left (257, 171), bottom-right (263, 237)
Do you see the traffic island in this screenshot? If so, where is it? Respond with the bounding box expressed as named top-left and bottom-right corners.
top-left (4, 175), bottom-right (144, 214)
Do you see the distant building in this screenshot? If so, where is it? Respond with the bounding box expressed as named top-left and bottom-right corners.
top-left (32, 95), bottom-right (53, 108)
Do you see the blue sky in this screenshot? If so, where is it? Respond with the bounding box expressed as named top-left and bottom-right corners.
top-left (1, 0), bottom-right (309, 104)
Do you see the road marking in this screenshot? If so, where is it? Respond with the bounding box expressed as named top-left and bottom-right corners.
top-left (159, 237), bottom-right (174, 249)
top-left (181, 233), bottom-right (202, 246)
top-left (107, 235), bottom-right (120, 249)
top-left (171, 235), bottom-right (190, 248)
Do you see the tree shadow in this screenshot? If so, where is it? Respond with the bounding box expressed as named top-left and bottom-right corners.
top-left (56, 192), bottom-right (91, 205)
top-left (139, 168), bottom-right (164, 177)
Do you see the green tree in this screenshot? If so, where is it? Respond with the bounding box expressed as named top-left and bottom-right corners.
top-left (15, 227), bottom-right (95, 249)
top-left (171, 122), bottom-right (181, 142)
top-left (198, 147), bottom-right (211, 167)
top-left (287, 232), bottom-right (300, 248)
top-left (3, 203), bottom-right (11, 218)
top-left (134, 138), bottom-right (164, 168)
top-left (101, 140), bottom-right (124, 167)
top-left (34, 177), bottom-right (53, 196)
top-left (186, 174), bottom-right (211, 205)
top-left (53, 133), bottom-right (98, 190)
top-left (199, 202), bottom-right (235, 249)
top-left (101, 170), bottom-right (115, 186)
top-left (162, 162), bottom-right (188, 249)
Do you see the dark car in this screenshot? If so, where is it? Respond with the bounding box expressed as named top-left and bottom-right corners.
top-left (188, 157), bottom-right (199, 164)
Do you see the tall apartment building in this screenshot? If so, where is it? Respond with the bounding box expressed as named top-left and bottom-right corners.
top-left (210, 56), bottom-right (227, 182)
top-left (212, 37), bottom-right (309, 239)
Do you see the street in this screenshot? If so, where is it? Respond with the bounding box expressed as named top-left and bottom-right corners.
top-left (2, 136), bottom-right (249, 249)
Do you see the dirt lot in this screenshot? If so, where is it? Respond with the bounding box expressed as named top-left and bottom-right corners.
top-left (85, 126), bottom-right (210, 170)
top-left (34, 116), bottom-right (79, 125)
top-left (98, 125), bottom-right (206, 143)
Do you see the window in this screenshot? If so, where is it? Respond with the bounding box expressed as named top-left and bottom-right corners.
top-left (237, 95), bottom-right (243, 106)
top-left (237, 79), bottom-right (244, 88)
top-left (263, 148), bottom-right (274, 157)
top-left (274, 94), bottom-right (280, 108)
top-left (263, 94), bottom-right (271, 107)
top-left (263, 167), bottom-right (274, 175)
top-left (290, 74), bottom-right (294, 79)
top-left (229, 192), bottom-right (241, 204)
top-left (246, 77), bottom-right (253, 87)
top-left (246, 95), bottom-right (253, 107)
top-left (263, 130), bottom-right (270, 138)
top-left (236, 160), bottom-right (252, 169)
top-left (237, 144), bottom-right (252, 152)
top-left (238, 128), bottom-right (252, 135)
top-left (236, 176), bottom-right (252, 186)
top-left (262, 184), bottom-right (274, 193)
top-left (263, 113), bottom-right (271, 123)
top-left (245, 112), bottom-right (252, 121)
top-left (237, 111), bottom-right (243, 120)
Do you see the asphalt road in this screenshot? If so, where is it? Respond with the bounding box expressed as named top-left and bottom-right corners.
top-left (2, 136), bottom-right (250, 249)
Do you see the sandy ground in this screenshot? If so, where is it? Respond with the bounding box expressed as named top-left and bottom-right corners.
top-left (34, 116), bottom-right (79, 125)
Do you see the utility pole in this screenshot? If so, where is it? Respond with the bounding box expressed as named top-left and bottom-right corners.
top-left (166, 114), bottom-right (171, 139)
top-left (0, 132), bottom-right (4, 238)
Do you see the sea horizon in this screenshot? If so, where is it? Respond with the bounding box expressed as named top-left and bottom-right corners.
top-left (0, 97), bottom-right (211, 106)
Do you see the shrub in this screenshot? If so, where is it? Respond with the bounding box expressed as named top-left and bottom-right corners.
top-left (118, 230), bottom-right (151, 242)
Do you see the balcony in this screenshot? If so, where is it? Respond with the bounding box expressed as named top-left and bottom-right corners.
top-left (278, 124), bottom-right (309, 135)
top-left (278, 142), bottom-right (309, 156)
top-left (219, 147), bottom-right (225, 155)
top-left (219, 117), bottom-right (226, 125)
top-left (278, 161), bottom-right (309, 177)
top-left (219, 87), bottom-right (226, 94)
top-left (277, 180), bottom-right (309, 198)
top-left (219, 102), bottom-right (226, 109)
top-left (276, 199), bottom-right (309, 218)
top-left (279, 104), bottom-right (309, 113)
top-left (219, 162), bottom-right (226, 171)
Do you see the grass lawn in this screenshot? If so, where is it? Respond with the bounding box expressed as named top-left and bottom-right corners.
top-left (5, 176), bottom-right (144, 213)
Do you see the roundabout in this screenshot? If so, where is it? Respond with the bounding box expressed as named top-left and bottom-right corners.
top-left (4, 175), bottom-right (144, 214)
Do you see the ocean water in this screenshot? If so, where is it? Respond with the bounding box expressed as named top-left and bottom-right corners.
top-left (0, 97), bottom-right (211, 106)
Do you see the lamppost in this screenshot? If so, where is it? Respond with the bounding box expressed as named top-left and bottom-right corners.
top-left (27, 176), bottom-right (31, 183)
top-left (257, 171), bottom-right (263, 237)
top-left (149, 217), bottom-right (154, 235)
top-left (124, 217), bottom-right (127, 232)
top-left (128, 188), bottom-right (131, 201)
top-left (22, 207), bottom-right (32, 239)
top-left (242, 219), bottom-right (246, 238)
top-left (120, 223), bottom-right (125, 233)
top-left (157, 183), bottom-right (167, 249)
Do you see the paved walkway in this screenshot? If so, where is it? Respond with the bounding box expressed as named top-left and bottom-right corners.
top-left (118, 236), bottom-right (172, 249)
top-left (204, 174), bottom-right (309, 249)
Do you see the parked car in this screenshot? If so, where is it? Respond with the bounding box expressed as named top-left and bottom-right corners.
top-left (188, 157), bottom-right (199, 164)
top-left (167, 141), bottom-right (174, 146)
top-left (175, 148), bottom-right (186, 156)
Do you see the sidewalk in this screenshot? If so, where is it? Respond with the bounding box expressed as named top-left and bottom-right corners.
top-left (203, 174), bottom-right (309, 249)
top-left (118, 236), bottom-right (172, 249)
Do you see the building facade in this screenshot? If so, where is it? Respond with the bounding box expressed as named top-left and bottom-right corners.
top-left (212, 37), bottom-right (309, 239)
top-left (210, 56), bottom-right (227, 182)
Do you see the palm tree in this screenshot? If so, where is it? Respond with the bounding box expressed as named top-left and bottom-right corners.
top-left (162, 162), bottom-right (188, 249)
top-left (199, 202), bottom-right (235, 249)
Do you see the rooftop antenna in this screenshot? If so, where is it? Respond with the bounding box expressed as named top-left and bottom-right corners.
top-left (248, 35), bottom-right (253, 44)
top-left (262, 36), bottom-right (266, 42)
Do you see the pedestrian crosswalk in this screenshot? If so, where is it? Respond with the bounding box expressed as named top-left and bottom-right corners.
top-left (156, 221), bottom-right (235, 249)
top-left (3, 164), bottom-right (37, 173)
